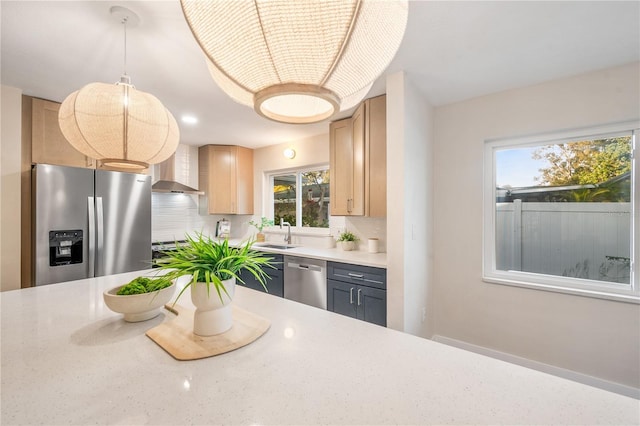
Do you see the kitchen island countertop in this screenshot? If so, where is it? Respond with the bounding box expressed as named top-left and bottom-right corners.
top-left (1, 270), bottom-right (638, 425)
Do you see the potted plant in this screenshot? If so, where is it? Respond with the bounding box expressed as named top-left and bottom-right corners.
top-left (249, 217), bottom-right (274, 242)
top-left (103, 276), bottom-right (176, 322)
top-left (154, 233), bottom-right (275, 336)
top-left (336, 230), bottom-right (359, 251)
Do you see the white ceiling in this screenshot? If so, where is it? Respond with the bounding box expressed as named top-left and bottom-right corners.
top-left (2, 1), bottom-right (639, 149)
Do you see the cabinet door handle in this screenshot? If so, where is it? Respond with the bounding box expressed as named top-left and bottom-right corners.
top-left (357, 288), bottom-right (362, 306)
top-left (349, 287), bottom-right (354, 304)
top-left (347, 198), bottom-right (352, 213)
top-left (348, 273), bottom-right (364, 279)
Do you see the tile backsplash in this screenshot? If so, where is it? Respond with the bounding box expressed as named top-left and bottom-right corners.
top-left (330, 216), bottom-right (387, 252)
top-left (153, 194), bottom-right (387, 252)
top-left (152, 193), bottom-right (249, 242)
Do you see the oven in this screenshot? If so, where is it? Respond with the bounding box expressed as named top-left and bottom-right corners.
top-left (151, 240), bottom-right (188, 267)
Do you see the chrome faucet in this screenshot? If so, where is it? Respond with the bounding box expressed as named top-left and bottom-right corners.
top-left (280, 218), bottom-right (291, 244)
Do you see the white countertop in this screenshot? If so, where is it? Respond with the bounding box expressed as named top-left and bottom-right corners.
top-left (228, 238), bottom-right (387, 268)
top-left (253, 244), bottom-right (387, 268)
top-left (2, 270), bottom-right (638, 425)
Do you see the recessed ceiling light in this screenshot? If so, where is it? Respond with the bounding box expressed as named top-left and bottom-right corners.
top-left (181, 115), bottom-right (198, 124)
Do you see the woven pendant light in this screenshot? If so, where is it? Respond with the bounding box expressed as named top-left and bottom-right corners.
top-left (58, 6), bottom-right (179, 170)
top-left (180, 0), bottom-right (408, 124)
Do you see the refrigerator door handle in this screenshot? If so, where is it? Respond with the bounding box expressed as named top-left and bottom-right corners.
top-left (87, 196), bottom-right (95, 277)
top-left (96, 197), bottom-right (104, 275)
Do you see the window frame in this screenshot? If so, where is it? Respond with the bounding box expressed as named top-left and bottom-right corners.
top-left (483, 121), bottom-right (639, 303)
top-left (267, 164), bottom-right (331, 233)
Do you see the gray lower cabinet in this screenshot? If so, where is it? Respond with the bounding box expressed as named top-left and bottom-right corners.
top-left (327, 261), bottom-right (386, 326)
top-left (239, 253), bottom-right (284, 297)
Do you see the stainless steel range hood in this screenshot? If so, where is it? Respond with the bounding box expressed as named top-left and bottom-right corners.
top-left (151, 153), bottom-right (203, 195)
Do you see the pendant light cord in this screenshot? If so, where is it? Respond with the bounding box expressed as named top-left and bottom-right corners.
top-left (121, 15), bottom-right (130, 159)
top-left (122, 16), bottom-right (128, 78)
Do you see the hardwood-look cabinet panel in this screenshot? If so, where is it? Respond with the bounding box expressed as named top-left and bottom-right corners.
top-left (198, 145), bottom-right (253, 215)
top-left (329, 95), bottom-right (386, 217)
top-left (351, 102), bottom-right (365, 215)
top-left (329, 118), bottom-right (353, 215)
top-left (365, 95), bottom-right (387, 217)
top-left (31, 98), bottom-right (95, 169)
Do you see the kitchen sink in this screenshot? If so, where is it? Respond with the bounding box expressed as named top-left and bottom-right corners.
top-left (256, 244), bottom-right (296, 250)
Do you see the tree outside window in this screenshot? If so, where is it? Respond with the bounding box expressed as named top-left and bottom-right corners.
top-left (484, 124), bottom-right (638, 302)
top-left (272, 168), bottom-right (330, 228)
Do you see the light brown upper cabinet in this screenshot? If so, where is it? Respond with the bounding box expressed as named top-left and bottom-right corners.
top-left (330, 95), bottom-right (386, 217)
top-left (364, 95), bottom-right (387, 217)
top-left (198, 145), bottom-right (253, 215)
top-left (30, 97), bottom-right (96, 169)
top-left (330, 113), bottom-right (362, 216)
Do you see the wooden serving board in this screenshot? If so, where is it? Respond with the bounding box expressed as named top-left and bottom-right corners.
top-left (146, 304), bottom-right (270, 361)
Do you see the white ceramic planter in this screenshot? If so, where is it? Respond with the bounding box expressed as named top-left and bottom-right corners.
top-left (190, 277), bottom-right (235, 336)
top-left (340, 241), bottom-right (356, 251)
top-left (103, 281), bottom-right (176, 322)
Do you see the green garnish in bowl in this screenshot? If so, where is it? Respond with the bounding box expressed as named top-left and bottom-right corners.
top-left (117, 276), bottom-right (172, 295)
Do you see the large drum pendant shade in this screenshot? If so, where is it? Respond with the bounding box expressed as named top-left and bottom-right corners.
top-left (58, 79), bottom-right (179, 170)
top-left (180, 0), bottom-right (408, 124)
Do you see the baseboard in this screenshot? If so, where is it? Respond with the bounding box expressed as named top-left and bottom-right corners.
top-left (432, 335), bottom-right (639, 400)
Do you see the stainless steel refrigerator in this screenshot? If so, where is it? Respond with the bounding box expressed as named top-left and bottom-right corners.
top-left (32, 164), bottom-right (151, 286)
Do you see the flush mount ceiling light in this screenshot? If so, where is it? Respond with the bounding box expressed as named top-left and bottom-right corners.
top-left (58, 6), bottom-right (179, 170)
top-left (180, 0), bottom-right (408, 124)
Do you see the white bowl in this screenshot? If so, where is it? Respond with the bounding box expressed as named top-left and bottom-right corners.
top-left (103, 281), bottom-right (176, 322)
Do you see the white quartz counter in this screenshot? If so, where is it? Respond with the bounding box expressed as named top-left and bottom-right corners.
top-left (2, 270), bottom-right (638, 425)
top-left (252, 243), bottom-right (387, 268)
top-left (166, 236), bottom-right (387, 268)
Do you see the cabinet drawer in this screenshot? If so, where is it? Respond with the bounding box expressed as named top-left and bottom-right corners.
top-left (327, 261), bottom-right (386, 290)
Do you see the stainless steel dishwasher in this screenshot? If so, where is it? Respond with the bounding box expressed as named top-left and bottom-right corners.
top-left (284, 255), bottom-right (327, 309)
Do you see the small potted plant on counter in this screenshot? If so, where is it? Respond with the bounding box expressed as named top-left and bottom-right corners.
top-left (154, 233), bottom-right (275, 336)
top-left (336, 230), bottom-right (359, 251)
top-left (249, 217), bottom-right (274, 242)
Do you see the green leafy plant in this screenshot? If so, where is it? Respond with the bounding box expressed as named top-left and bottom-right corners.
top-left (336, 230), bottom-right (359, 242)
top-left (249, 217), bottom-right (274, 232)
top-left (117, 276), bottom-right (172, 295)
top-left (154, 233), bottom-right (276, 304)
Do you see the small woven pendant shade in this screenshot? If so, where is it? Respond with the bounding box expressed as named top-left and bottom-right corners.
top-left (181, 0), bottom-right (408, 124)
top-left (58, 79), bottom-right (179, 170)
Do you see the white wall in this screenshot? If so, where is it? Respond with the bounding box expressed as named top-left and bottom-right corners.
top-left (432, 62), bottom-right (640, 388)
top-left (253, 133), bottom-right (329, 221)
top-left (386, 72), bottom-right (434, 336)
top-left (1, 85), bottom-right (23, 291)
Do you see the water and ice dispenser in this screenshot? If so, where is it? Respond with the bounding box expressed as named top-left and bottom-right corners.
top-left (49, 230), bottom-right (83, 266)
